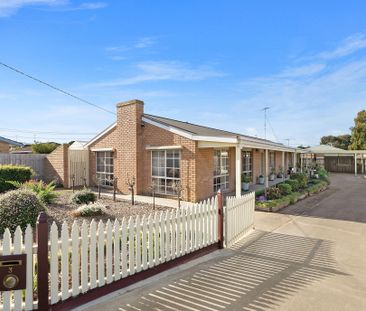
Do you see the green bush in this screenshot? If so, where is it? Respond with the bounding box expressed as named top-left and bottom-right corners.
top-left (267, 187), bottom-right (282, 200)
top-left (255, 189), bottom-right (265, 197)
top-left (317, 168), bottom-right (330, 184)
top-left (73, 202), bottom-right (106, 217)
top-left (278, 183), bottom-right (292, 196)
top-left (284, 179), bottom-right (300, 192)
top-left (70, 188), bottom-right (96, 205)
top-left (0, 189), bottom-right (44, 234)
top-left (0, 165), bottom-right (34, 193)
top-left (31, 142), bottom-right (59, 154)
top-left (290, 173), bottom-right (308, 189)
top-left (10, 180), bottom-right (58, 204)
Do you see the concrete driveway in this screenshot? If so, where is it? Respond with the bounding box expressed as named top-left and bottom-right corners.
top-left (79, 174), bottom-right (366, 311)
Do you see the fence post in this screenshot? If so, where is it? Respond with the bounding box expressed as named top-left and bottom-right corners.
top-left (37, 212), bottom-right (49, 311)
top-left (217, 190), bottom-right (224, 249)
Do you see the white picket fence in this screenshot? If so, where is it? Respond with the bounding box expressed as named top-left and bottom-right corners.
top-left (224, 192), bottom-right (255, 247)
top-left (49, 197), bottom-right (218, 305)
top-left (0, 226), bottom-right (35, 311)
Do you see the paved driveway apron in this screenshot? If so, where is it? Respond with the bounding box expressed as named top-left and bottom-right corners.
top-left (82, 174), bottom-right (366, 311)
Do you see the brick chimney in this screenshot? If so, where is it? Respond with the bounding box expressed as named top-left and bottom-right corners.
top-left (116, 99), bottom-right (144, 193)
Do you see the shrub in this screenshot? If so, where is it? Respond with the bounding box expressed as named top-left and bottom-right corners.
top-left (0, 165), bottom-right (34, 193)
top-left (284, 179), bottom-right (300, 192)
top-left (70, 188), bottom-right (96, 205)
top-left (255, 189), bottom-right (265, 197)
top-left (317, 168), bottom-right (330, 184)
top-left (0, 189), bottom-right (44, 234)
top-left (72, 202), bottom-right (106, 217)
top-left (278, 183), bottom-right (292, 196)
top-left (267, 187), bottom-right (282, 200)
top-left (31, 142), bottom-right (59, 154)
top-left (9, 180), bottom-right (58, 204)
top-left (290, 173), bottom-right (308, 189)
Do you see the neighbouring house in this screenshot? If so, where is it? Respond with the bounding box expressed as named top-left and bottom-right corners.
top-left (0, 136), bottom-right (23, 153)
top-left (84, 99), bottom-right (298, 202)
top-left (302, 144), bottom-right (366, 175)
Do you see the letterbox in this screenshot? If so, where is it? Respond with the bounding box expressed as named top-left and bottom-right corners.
top-left (0, 254), bottom-right (27, 291)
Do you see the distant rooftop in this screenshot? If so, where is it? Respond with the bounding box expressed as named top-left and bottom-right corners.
top-left (0, 136), bottom-right (23, 147)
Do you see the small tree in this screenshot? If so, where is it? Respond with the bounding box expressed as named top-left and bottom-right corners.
top-left (172, 181), bottom-right (184, 208)
top-left (350, 110), bottom-right (366, 150)
top-left (149, 179), bottom-right (157, 210)
top-left (32, 142), bottom-right (59, 154)
top-left (126, 176), bottom-right (136, 206)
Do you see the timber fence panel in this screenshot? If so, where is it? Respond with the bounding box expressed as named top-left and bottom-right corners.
top-left (224, 192), bottom-right (255, 248)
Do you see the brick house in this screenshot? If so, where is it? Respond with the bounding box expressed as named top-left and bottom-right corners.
top-left (0, 136), bottom-right (23, 153)
top-left (85, 99), bottom-right (297, 202)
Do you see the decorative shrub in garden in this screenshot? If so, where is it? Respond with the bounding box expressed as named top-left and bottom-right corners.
top-left (267, 187), bottom-right (282, 200)
top-left (284, 179), bottom-right (300, 192)
top-left (73, 202), bottom-right (106, 217)
top-left (0, 189), bottom-right (44, 234)
top-left (278, 183), bottom-right (292, 196)
top-left (0, 165), bottom-right (34, 193)
top-left (290, 173), bottom-right (308, 189)
top-left (9, 180), bottom-right (58, 204)
top-left (70, 188), bottom-right (96, 205)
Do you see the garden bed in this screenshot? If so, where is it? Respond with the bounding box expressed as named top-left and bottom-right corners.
top-left (255, 171), bottom-right (329, 212)
top-left (46, 189), bottom-right (172, 228)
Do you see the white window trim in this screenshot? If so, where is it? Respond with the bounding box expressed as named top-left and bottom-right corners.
top-left (96, 151), bottom-right (114, 187)
top-left (151, 149), bottom-right (181, 195)
top-left (213, 149), bottom-right (230, 192)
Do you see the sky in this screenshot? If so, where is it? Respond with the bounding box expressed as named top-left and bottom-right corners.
top-left (0, 0), bottom-right (366, 146)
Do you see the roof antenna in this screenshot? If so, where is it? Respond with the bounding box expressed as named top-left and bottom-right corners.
top-left (262, 107), bottom-right (270, 140)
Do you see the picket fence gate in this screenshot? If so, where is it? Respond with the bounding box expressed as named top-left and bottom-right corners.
top-left (0, 191), bottom-right (255, 311)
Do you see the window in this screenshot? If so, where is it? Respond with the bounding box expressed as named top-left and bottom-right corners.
top-left (213, 149), bottom-right (229, 192)
top-left (242, 151), bottom-right (252, 176)
top-left (269, 152), bottom-right (276, 172)
top-left (151, 150), bottom-right (180, 195)
top-left (96, 151), bottom-right (114, 186)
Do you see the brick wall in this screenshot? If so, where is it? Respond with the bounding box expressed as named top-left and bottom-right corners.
top-left (44, 144), bottom-right (69, 187)
top-left (196, 148), bottom-right (214, 201)
top-left (0, 142), bottom-right (10, 153)
top-left (252, 149), bottom-right (263, 183)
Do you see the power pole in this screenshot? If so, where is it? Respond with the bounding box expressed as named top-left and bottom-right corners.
top-left (285, 138), bottom-right (291, 146)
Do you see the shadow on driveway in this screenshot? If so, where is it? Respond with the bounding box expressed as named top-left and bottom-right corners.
top-left (114, 230), bottom-right (346, 311)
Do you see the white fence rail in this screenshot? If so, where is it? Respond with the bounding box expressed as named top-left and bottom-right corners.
top-left (225, 192), bottom-right (255, 247)
top-left (0, 226), bottom-right (36, 311)
top-left (49, 197), bottom-right (218, 305)
top-left (0, 153), bottom-right (46, 179)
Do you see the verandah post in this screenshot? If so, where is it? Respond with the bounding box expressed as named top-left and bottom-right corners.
top-left (37, 212), bottom-right (49, 311)
top-left (217, 190), bottom-right (224, 249)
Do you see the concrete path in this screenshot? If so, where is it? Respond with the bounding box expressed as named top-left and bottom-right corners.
top-left (81, 174), bottom-right (366, 311)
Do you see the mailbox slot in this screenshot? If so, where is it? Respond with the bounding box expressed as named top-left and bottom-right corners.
top-left (0, 254), bottom-right (27, 291)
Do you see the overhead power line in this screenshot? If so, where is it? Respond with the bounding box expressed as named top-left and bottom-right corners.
top-left (0, 127), bottom-right (96, 135)
top-left (0, 61), bottom-right (115, 115)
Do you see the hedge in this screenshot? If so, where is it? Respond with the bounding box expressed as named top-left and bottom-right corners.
top-left (0, 165), bottom-right (34, 193)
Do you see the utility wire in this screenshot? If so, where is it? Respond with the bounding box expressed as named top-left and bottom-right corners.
top-left (0, 127), bottom-right (96, 135)
top-left (267, 118), bottom-right (279, 142)
top-left (0, 61), bottom-right (115, 115)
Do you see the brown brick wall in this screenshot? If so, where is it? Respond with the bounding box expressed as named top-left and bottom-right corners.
top-left (44, 144), bottom-right (69, 187)
top-left (196, 148), bottom-right (214, 201)
top-left (252, 149), bottom-right (263, 183)
top-left (0, 142), bottom-right (10, 153)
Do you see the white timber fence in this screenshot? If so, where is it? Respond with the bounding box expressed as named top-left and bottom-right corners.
top-left (0, 226), bottom-right (35, 311)
top-left (224, 192), bottom-right (255, 248)
top-left (0, 191), bottom-right (256, 310)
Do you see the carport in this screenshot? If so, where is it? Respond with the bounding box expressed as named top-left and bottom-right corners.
top-left (302, 144), bottom-right (366, 176)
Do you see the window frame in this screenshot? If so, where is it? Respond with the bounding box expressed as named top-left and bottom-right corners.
top-left (96, 151), bottom-right (114, 187)
top-left (213, 149), bottom-right (230, 192)
top-left (242, 150), bottom-right (252, 177)
top-left (151, 149), bottom-right (181, 195)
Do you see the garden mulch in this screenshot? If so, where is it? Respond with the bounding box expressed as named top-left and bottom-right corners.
top-left (46, 189), bottom-right (172, 229)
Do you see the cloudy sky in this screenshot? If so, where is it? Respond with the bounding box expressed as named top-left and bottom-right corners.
top-left (0, 0), bottom-right (365, 146)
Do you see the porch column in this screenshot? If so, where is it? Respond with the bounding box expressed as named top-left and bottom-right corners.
top-left (362, 154), bottom-right (365, 174)
top-left (265, 149), bottom-right (269, 188)
top-left (300, 154), bottom-right (303, 173)
top-left (281, 151), bottom-right (285, 180)
top-left (293, 152), bottom-right (296, 173)
top-left (235, 145), bottom-right (242, 197)
top-left (354, 153), bottom-right (357, 176)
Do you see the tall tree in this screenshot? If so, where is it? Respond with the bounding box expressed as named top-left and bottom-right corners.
top-left (320, 134), bottom-right (351, 150)
top-left (349, 110), bottom-right (366, 150)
